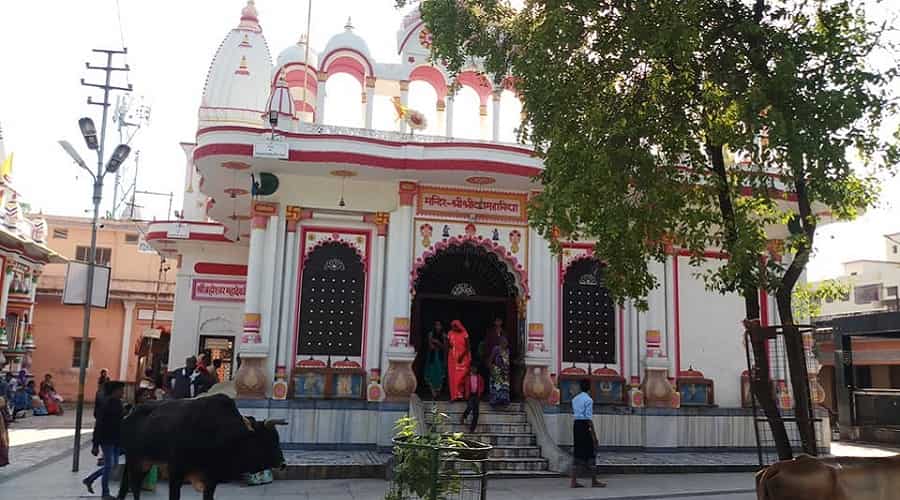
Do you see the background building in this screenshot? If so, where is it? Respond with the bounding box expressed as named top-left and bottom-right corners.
top-left (811, 232), bottom-right (900, 415)
top-left (30, 215), bottom-right (174, 400)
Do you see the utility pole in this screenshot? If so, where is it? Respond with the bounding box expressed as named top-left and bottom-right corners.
top-left (72, 48), bottom-right (132, 473)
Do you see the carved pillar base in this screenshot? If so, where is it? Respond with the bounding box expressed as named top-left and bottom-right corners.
top-left (522, 360), bottom-right (553, 401)
top-left (384, 350), bottom-right (417, 401)
top-left (234, 356), bottom-right (269, 399)
top-left (642, 357), bottom-right (677, 408)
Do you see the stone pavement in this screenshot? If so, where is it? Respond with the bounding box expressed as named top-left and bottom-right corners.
top-left (0, 404), bottom-right (95, 484)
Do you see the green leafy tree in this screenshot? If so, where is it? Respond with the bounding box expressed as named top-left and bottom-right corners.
top-left (400, 0), bottom-right (898, 459)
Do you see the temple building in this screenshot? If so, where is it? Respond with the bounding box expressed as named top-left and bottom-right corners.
top-left (0, 122), bottom-right (65, 376)
top-left (148, 2), bottom-right (829, 465)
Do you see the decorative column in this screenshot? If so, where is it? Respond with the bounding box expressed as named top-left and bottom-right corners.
top-left (234, 201), bottom-right (279, 399)
top-left (399, 80), bottom-right (410, 133)
top-left (523, 223), bottom-right (553, 401)
top-left (315, 72), bottom-right (328, 124)
top-left (363, 212), bottom-right (389, 371)
top-left (364, 76), bottom-right (376, 129)
top-left (119, 300), bottom-right (136, 380)
top-left (479, 102), bottom-right (489, 140)
top-left (445, 88), bottom-right (456, 137)
top-left (0, 264), bottom-right (13, 325)
top-left (436, 99), bottom-right (446, 136)
top-left (277, 206), bottom-right (302, 369)
top-left (491, 89), bottom-right (502, 141)
top-left (382, 182), bottom-right (417, 400)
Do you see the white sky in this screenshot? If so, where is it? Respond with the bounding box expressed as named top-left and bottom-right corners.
top-left (0, 0), bottom-right (898, 281)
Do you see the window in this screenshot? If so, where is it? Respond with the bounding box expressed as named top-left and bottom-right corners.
top-left (562, 258), bottom-right (616, 364)
top-left (53, 228), bottom-right (68, 239)
top-left (854, 284), bottom-right (881, 304)
top-left (75, 246), bottom-right (112, 266)
top-left (72, 339), bottom-right (92, 368)
top-left (893, 245), bottom-right (898, 254)
top-left (125, 233), bottom-right (139, 244)
top-left (297, 242), bottom-right (366, 357)
top-left (888, 286), bottom-right (898, 298)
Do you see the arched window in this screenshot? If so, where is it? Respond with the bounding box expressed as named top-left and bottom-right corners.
top-left (297, 242), bottom-right (366, 356)
top-left (562, 258), bottom-right (615, 364)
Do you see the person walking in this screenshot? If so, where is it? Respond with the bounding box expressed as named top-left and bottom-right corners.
top-left (83, 381), bottom-right (125, 499)
top-left (423, 320), bottom-right (447, 399)
top-left (447, 320), bottom-right (471, 401)
top-left (570, 379), bottom-right (605, 488)
top-left (488, 337), bottom-right (511, 407)
top-left (460, 365), bottom-right (484, 433)
top-left (170, 356), bottom-right (197, 399)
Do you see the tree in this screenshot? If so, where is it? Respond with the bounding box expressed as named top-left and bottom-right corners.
top-left (400, 0), bottom-right (898, 459)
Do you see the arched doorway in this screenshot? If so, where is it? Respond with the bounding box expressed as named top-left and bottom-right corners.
top-left (411, 241), bottom-right (523, 400)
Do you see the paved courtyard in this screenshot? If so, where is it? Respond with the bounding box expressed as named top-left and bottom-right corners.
top-left (2, 411), bottom-right (897, 499)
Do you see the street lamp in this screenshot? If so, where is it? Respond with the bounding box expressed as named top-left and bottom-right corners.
top-left (59, 116), bottom-right (130, 472)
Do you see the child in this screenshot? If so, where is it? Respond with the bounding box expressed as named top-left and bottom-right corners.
top-left (460, 365), bottom-right (484, 433)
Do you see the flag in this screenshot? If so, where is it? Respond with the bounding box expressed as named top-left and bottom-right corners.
top-left (0, 152), bottom-right (12, 181)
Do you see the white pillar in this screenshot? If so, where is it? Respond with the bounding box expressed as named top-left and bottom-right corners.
top-left (479, 103), bottom-right (489, 140)
top-left (445, 94), bottom-right (455, 137)
top-left (366, 217), bottom-right (388, 370)
top-left (278, 218), bottom-right (300, 368)
top-left (399, 80), bottom-right (410, 133)
top-left (381, 183), bottom-right (416, 369)
top-left (491, 90), bottom-right (502, 141)
top-left (364, 77), bottom-right (376, 130)
top-left (315, 73), bottom-right (327, 125)
top-left (235, 202), bottom-right (278, 398)
top-left (0, 267), bottom-right (13, 321)
top-left (119, 300), bottom-right (136, 379)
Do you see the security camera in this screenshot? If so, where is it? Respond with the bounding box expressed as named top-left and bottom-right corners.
top-left (98, 224), bottom-right (106, 229)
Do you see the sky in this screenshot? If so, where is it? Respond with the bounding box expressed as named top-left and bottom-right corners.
top-left (0, 0), bottom-right (898, 281)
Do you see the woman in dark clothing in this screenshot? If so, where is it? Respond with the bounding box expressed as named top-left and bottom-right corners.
top-left (83, 382), bottom-right (125, 498)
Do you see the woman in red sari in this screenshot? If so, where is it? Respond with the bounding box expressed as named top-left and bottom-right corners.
top-left (447, 320), bottom-right (471, 401)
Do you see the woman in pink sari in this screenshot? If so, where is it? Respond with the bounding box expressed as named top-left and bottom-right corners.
top-left (447, 320), bottom-right (471, 401)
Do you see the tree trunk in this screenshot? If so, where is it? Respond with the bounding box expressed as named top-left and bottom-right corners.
top-left (744, 291), bottom-right (793, 461)
top-left (706, 142), bottom-right (793, 460)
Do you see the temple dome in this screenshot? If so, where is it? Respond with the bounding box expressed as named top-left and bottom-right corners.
top-left (199, 0), bottom-right (273, 124)
top-left (276, 37), bottom-right (319, 70)
top-left (323, 18), bottom-right (372, 62)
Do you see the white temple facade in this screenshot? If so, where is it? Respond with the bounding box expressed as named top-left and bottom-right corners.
top-left (148, 2), bottom-right (829, 457)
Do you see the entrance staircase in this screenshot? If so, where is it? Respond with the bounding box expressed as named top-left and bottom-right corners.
top-left (429, 401), bottom-right (556, 477)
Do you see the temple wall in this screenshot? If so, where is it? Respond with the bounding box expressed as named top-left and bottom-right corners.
top-left (168, 246), bottom-right (249, 368)
top-left (675, 256), bottom-right (746, 407)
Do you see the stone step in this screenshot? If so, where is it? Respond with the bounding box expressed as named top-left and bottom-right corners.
top-left (488, 446), bottom-right (543, 458)
top-left (448, 457), bottom-right (549, 473)
top-left (465, 433), bottom-right (536, 446)
top-left (438, 422), bottom-right (533, 434)
top-left (431, 401), bottom-right (523, 412)
top-left (437, 410), bottom-right (528, 424)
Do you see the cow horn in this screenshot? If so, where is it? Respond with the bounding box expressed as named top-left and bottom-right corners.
top-left (242, 416), bottom-right (255, 432)
top-left (264, 419), bottom-right (288, 429)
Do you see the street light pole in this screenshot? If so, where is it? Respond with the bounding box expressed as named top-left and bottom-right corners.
top-left (69, 48), bottom-right (132, 473)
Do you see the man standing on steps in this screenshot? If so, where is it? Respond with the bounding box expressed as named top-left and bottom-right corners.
top-left (570, 379), bottom-right (606, 488)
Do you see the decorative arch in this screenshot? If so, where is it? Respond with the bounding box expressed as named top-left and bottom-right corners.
top-left (456, 70), bottom-right (494, 106)
top-left (297, 241), bottom-right (367, 357)
top-left (409, 65), bottom-right (448, 100)
top-left (561, 257), bottom-right (616, 364)
top-left (320, 49), bottom-right (374, 86)
top-left (199, 316), bottom-right (237, 334)
top-left (411, 236), bottom-right (528, 298)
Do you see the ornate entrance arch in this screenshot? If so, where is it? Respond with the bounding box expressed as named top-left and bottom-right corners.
top-left (410, 238), bottom-right (528, 399)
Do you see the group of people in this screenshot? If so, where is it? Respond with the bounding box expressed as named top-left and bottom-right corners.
top-left (423, 318), bottom-right (511, 432)
top-left (0, 371), bottom-right (64, 419)
top-left (168, 353), bottom-right (221, 399)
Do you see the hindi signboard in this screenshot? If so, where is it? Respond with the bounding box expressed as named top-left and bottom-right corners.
top-left (191, 279), bottom-right (246, 302)
top-left (416, 186), bottom-right (528, 223)
top-left (253, 140), bottom-right (289, 160)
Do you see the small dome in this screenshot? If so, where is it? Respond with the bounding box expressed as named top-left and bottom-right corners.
top-left (277, 36), bottom-right (319, 69)
top-left (323, 17), bottom-right (372, 62)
